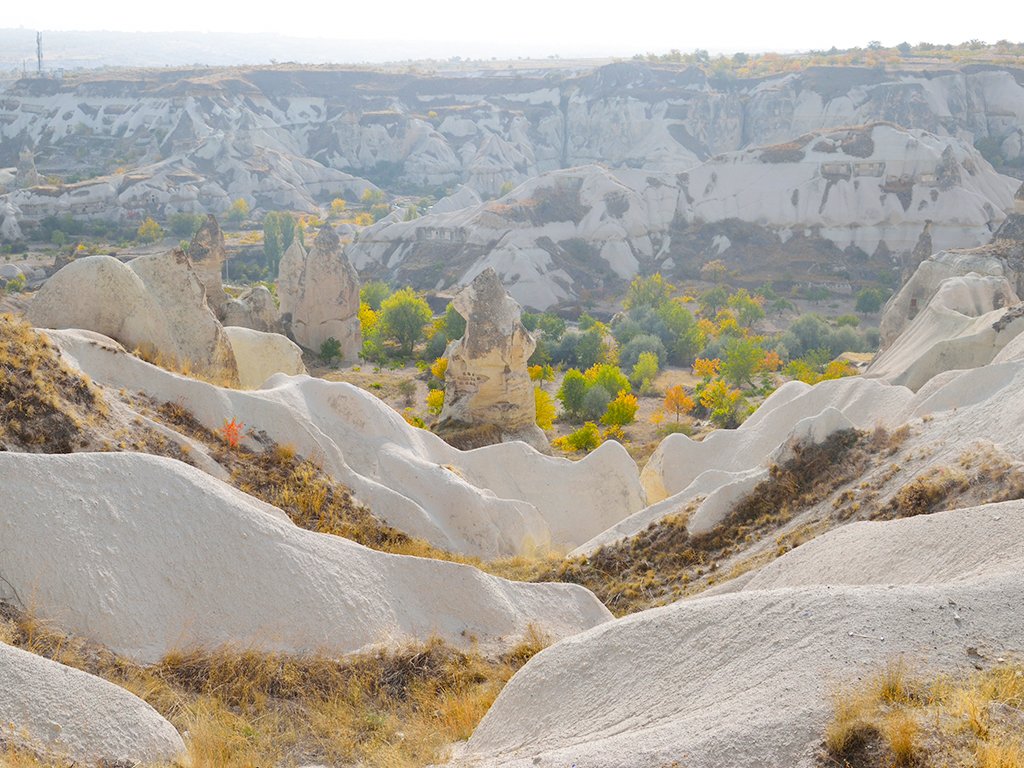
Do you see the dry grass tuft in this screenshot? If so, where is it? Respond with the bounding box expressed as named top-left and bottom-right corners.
top-left (820, 658), bottom-right (1024, 768)
top-left (1, 602), bottom-right (547, 768)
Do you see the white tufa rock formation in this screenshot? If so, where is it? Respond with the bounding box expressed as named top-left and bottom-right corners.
top-left (29, 251), bottom-right (240, 386)
top-left (439, 268), bottom-right (548, 452)
top-left (223, 325), bottom-right (307, 389)
top-left (286, 227), bottom-right (361, 359)
top-left (0, 642), bottom-right (186, 766)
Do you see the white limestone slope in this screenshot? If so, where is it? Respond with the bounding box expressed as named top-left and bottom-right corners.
top-left (0, 452), bottom-right (611, 664)
top-left (0, 642), bottom-right (185, 766)
top-left (575, 377), bottom-right (913, 556)
top-left (454, 504), bottom-right (1024, 768)
top-left (46, 329), bottom-right (644, 558)
top-left (865, 274), bottom-right (1024, 391)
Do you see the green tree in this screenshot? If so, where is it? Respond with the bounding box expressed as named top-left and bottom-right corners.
top-left (623, 273), bottom-right (674, 311)
top-left (557, 369), bottom-right (588, 421)
top-left (379, 288), bottom-right (432, 357)
top-left (727, 289), bottom-right (766, 328)
top-left (582, 385), bottom-right (612, 421)
top-left (585, 363), bottom-right (631, 398)
top-left (263, 214), bottom-right (282, 273)
top-left (630, 351), bottom-right (660, 389)
top-left (658, 300), bottom-right (705, 365)
top-left (360, 280), bottom-right (391, 311)
top-left (721, 336), bottom-right (765, 388)
top-left (855, 286), bottom-right (889, 314)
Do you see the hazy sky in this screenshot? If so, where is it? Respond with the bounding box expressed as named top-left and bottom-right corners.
top-left (3, 0), bottom-right (1014, 58)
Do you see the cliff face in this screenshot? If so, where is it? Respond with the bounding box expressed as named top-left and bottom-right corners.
top-left (347, 125), bottom-right (1018, 309)
top-left (2, 63), bottom-right (1023, 195)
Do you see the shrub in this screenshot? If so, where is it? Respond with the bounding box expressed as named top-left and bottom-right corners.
top-left (630, 351), bottom-right (660, 389)
top-left (555, 422), bottom-right (602, 452)
top-left (557, 369), bottom-right (588, 420)
top-left (319, 337), bottom-right (342, 363)
top-left (360, 281), bottom-right (391, 311)
top-left (426, 388), bottom-right (445, 415)
top-left (601, 391), bottom-right (639, 427)
top-left (584, 363), bottom-right (630, 398)
top-left (535, 388), bottom-right (556, 431)
top-left (582, 385), bottom-right (612, 421)
top-left (619, 334), bottom-right (666, 373)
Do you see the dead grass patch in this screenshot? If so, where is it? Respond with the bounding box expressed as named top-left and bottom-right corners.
top-left (0, 314), bottom-right (108, 452)
top-left (820, 657), bottom-right (1024, 768)
top-left (0, 602), bottom-right (546, 768)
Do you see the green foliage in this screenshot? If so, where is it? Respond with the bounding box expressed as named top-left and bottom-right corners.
top-left (263, 215), bottom-right (282, 273)
top-left (727, 289), bottom-right (766, 328)
top-left (440, 303), bottom-right (466, 340)
top-left (585, 363), bottom-right (631, 398)
top-left (168, 212), bottom-right (205, 239)
top-left (630, 351), bottom-right (660, 389)
top-left (855, 286), bottom-right (890, 314)
top-left (319, 337), bottom-right (343, 363)
top-left (522, 311), bottom-right (566, 341)
top-left (582, 385), bottom-right (613, 421)
top-left (574, 326), bottom-right (613, 369)
top-left (50, 230), bottom-right (67, 246)
top-left (557, 422), bottom-right (602, 453)
top-left (699, 285), bottom-right (729, 316)
top-left (557, 369), bottom-right (588, 420)
top-left (721, 336), bottom-right (765, 388)
top-left (360, 281), bottom-right (391, 311)
top-left (624, 273), bottom-right (674, 311)
top-left (835, 314), bottom-right (860, 327)
top-left (619, 333), bottom-right (666, 372)
top-left (380, 288), bottom-right (432, 357)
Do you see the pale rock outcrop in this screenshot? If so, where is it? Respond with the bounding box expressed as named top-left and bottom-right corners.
top-left (439, 268), bottom-right (547, 452)
top-left (880, 248), bottom-right (1023, 347)
top-left (276, 237), bottom-right (306, 321)
top-left (0, 642), bottom-right (186, 767)
top-left (15, 147), bottom-right (40, 189)
top-left (865, 274), bottom-right (1024, 391)
top-left (187, 214), bottom-right (229, 317)
top-left (577, 377), bottom-right (914, 556)
top-left (29, 251), bottom-right (240, 385)
top-left (223, 325), bottom-right (306, 388)
top-left (0, 451), bottom-right (612, 663)
top-left (223, 285), bottom-right (280, 333)
top-left (48, 329), bottom-right (645, 557)
top-left (127, 249), bottom-right (240, 383)
top-left (456, 504), bottom-right (1024, 768)
top-left (289, 227), bottom-right (361, 359)
top-left (0, 198), bottom-right (22, 241)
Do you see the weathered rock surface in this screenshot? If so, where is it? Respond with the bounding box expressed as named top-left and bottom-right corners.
top-left (28, 251), bottom-right (240, 385)
top-left (879, 244), bottom-right (1024, 347)
top-left (349, 126), bottom-right (1016, 308)
top-left (48, 329), bottom-right (645, 557)
top-left (187, 214), bottom-right (229, 316)
top-left (0, 641), bottom-right (186, 767)
top-left (0, 451), bottom-right (612, 663)
top-left (456, 504), bottom-right (1024, 768)
top-left (287, 226), bottom-right (361, 358)
top-left (223, 325), bottom-right (306, 389)
top-left (439, 268), bottom-right (547, 452)
top-left (865, 274), bottom-right (1024, 391)
top-left (276, 236), bottom-right (306, 321)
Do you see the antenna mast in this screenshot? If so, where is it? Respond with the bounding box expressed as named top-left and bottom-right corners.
top-left (36, 32), bottom-right (43, 76)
